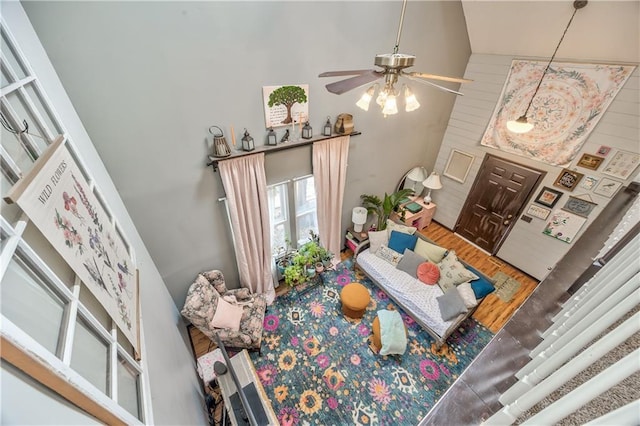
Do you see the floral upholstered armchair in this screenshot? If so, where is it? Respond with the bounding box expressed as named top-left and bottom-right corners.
top-left (181, 270), bottom-right (267, 350)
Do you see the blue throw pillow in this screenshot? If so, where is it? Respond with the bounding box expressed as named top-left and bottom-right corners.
top-left (464, 265), bottom-right (495, 299)
top-left (387, 230), bottom-right (418, 255)
top-left (471, 279), bottom-right (495, 299)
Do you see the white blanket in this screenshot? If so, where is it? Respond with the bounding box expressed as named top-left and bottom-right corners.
top-left (357, 248), bottom-right (462, 338)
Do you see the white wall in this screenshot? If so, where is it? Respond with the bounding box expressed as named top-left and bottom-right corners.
top-left (20, 1), bottom-right (472, 307)
top-left (2, 3), bottom-right (206, 424)
top-left (432, 53), bottom-right (639, 280)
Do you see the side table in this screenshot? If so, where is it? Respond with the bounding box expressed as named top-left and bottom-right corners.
top-left (345, 226), bottom-right (369, 257)
top-left (393, 198), bottom-right (437, 230)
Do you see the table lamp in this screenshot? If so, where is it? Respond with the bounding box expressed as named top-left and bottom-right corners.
top-left (422, 172), bottom-right (442, 205)
top-left (406, 166), bottom-right (427, 193)
top-left (352, 207), bottom-right (368, 234)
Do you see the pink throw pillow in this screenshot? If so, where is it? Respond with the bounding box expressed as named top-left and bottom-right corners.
top-left (210, 298), bottom-right (244, 331)
top-left (417, 262), bottom-right (440, 285)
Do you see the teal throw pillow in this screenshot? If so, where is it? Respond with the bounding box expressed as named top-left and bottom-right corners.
top-left (388, 230), bottom-right (418, 255)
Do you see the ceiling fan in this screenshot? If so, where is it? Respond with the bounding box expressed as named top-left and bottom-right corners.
top-left (318, 0), bottom-right (472, 114)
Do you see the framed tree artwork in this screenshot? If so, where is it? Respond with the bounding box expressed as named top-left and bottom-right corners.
top-left (535, 186), bottom-right (563, 208)
top-left (553, 168), bottom-right (584, 192)
top-left (262, 84), bottom-right (309, 129)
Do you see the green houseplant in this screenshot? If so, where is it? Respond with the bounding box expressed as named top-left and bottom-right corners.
top-left (360, 188), bottom-right (415, 231)
top-left (282, 231), bottom-right (333, 286)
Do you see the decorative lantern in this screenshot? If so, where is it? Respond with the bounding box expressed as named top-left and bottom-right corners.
top-left (323, 116), bottom-right (332, 136)
top-left (266, 127), bottom-right (277, 146)
top-left (241, 129), bottom-right (255, 152)
top-left (302, 122), bottom-right (313, 139)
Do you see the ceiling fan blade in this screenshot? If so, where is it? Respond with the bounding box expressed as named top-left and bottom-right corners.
top-left (319, 69), bottom-right (374, 77)
top-left (405, 72), bottom-right (473, 84)
top-left (404, 74), bottom-right (465, 96)
top-left (324, 71), bottom-right (383, 95)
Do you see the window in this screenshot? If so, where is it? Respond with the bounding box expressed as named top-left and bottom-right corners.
top-left (267, 175), bottom-right (318, 257)
top-left (0, 22), bottom-right (146, 424)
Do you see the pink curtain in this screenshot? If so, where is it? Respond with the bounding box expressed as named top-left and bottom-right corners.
top-left (313, 135), bottom-right (350, 262)
top-left (218, 153), bottom-right (275, 304)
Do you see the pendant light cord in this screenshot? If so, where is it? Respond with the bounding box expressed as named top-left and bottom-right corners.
top-left (522, 3), bottom-right (583, 117)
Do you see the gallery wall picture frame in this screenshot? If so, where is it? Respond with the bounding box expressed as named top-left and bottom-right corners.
top-left (543, 209), bottom-right (588, 244)
top-left (443, 149), bottom-right (474, 183)
top-left (535, 186), bottom-right (564, 208)
top-left (593, 177), bottom-right (623, 198)
top-left (580, 176), bottom-right (599, 190)
top-left (562, 196), bottom-right (598, 217)
top-left (553, 168), bottom-right (584, 192)
top-left (597, 145), bottom-right (611, 156)
top-left (576, 153), bottom-right (605, 170)
top-left (527, 204), bottom-right (551, 220)
top-left (601, 150), bottom-right (640, 180)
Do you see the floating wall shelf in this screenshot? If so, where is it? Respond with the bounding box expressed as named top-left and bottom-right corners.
top-left (207, 131), bottom-right (361, 171)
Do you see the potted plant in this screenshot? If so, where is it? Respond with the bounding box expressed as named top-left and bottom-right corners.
top-left (360, 188), bottom-right (414, 231)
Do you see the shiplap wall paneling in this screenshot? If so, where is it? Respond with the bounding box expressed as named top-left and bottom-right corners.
top-left (432, 54), bottom-right (639, 280)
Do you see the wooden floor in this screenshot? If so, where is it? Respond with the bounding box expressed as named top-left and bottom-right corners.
top-left (189, 221), bottom-right (539, 357)
top-left (421, 221), bottom-right (539, 332)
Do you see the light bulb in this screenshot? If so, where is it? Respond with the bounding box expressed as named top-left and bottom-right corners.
top-left (376, 89), bottom-right (388, 107)
top-left (356, 85), bottom-right (376, 111)
top-left (382, 93), bottom-right (398, 115)
top-left (506, 115), bottom-right (534, 133)
top-left (404, 85), bottom-right (420, 112)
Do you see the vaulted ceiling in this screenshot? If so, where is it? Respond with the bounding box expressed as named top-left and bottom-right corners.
top-left (462, 1), bottom-right (639, 63)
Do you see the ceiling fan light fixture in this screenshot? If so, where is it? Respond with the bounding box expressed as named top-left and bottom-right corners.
top-left (404, 85), bottom-right (420, 112)
top-left (356, 84), bottom-right (377, 111)
top-left (376, 88), bottom-right (388, 108)
top-left (382, 93), bottom-right (398, 116)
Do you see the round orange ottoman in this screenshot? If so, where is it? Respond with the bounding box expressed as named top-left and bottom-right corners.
top-left (340, 282), bottom-right (370, 319)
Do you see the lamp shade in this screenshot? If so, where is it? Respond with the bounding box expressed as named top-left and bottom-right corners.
top-left (352, 207), bottom-right (368, 233)
top-left (422, 172), bottom-right (442, 190)
top-left (422, 172), bottom-right (442, 205)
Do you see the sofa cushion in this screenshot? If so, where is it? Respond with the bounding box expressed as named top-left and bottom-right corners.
top-left (396, 249), bottom-right (427, 278)
top-left (417, 261), bottom-right (440, 285)
top-left (375, 245), bottom-right (404, 266)
top-left (386, 219), bottom-right (417, 236)
top-left (471, 279), bottom-right (496, 299)
top-left (457, 282), bottom-right (479, 308)
top-left (368, 230), bottom-right (389, 254)
top-left (211, 297), bottom-right (244, 331)
top-left (437, 250), bottom-right (479, 292)
top-left (437, 288), bottom-right (468, 321)
top-left (464, 265), bottom-right (496, 299)
top-left (388, 230), bottom-right (418, 254)
top-left (414, 238), bottom-right (448, 263)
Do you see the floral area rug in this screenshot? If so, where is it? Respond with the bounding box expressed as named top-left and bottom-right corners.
top-left (250, 259), bottom-right (494, 425)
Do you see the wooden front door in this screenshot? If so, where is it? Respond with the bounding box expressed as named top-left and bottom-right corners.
top-left (454, 154), bottom-right (544, 254)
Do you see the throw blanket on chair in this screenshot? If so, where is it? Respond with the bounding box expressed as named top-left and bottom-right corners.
top-left (378, 309), bottom-right (407, 356)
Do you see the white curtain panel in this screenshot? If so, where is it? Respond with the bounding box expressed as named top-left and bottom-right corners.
top-left (219, 153), bottom-right (275, 304)
top-left (313, 135), bottom-right (350, 263)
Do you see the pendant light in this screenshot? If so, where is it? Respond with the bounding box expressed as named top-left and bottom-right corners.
top-left (506, 0), bottom-right (588, 134)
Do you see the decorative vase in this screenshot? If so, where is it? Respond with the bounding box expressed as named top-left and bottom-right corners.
top-left (315, 262), bottom-right (324, 273)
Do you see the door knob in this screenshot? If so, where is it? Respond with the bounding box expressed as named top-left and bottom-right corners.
top-left (503, 220), bottom-right (510, 226)
top-left (507, 214), bottom-right (513, 219)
